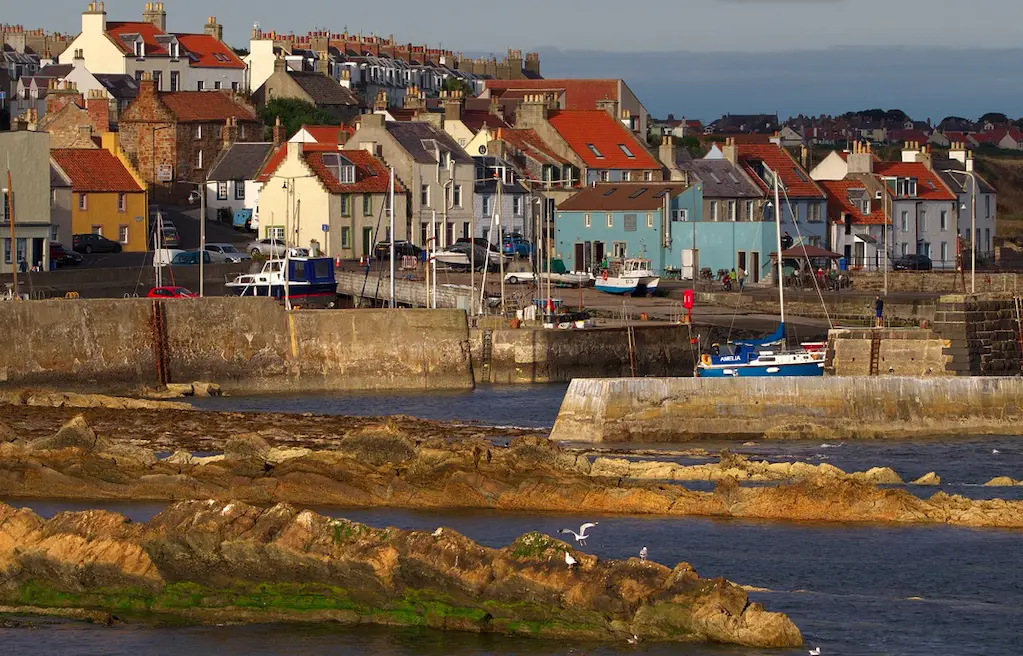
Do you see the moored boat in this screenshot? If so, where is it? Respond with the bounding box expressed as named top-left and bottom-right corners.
top-left (595, 258), bottom-right (659, 296)
top-left (225, 257), bottom-right (337, 307)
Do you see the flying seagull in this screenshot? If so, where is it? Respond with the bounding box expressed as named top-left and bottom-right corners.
top-left (560, 522), bottom-right (598, 546)
top-left (639, 546), bottom-right (648, 561)
top-left (565, 551), bottom-right (577, 569)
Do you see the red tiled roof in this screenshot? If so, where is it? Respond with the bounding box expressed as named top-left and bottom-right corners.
top-left (51, 148), bottom-right (143, 193)
top-left (484, 79), bottom-right (619, 111)
top-left (106, 21), bottom-right (169, 56)
top-left (305, 148), bottom-right (404, 194)
top-left (160, 91), bottom-right (257, 122)
top-left (737, 143), bottom-right (824, 198)
top-left (298, 124), bottom-right (354, 143)
top-left (547, 110), bottom-right (659, 169)
top-left (173, 33), bottom-right (245, 70)
top-left (497, 128), bottom-right (568, 166)
top-left (886, 129), bottom-right (930, 144)
top-left (818, 179), bottom-right (888, 225)
top-left (873, 162), bottom-right (956, 201)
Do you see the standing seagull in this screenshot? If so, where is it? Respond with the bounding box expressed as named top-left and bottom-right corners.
top-left (565, 551), bottom-right (577, 569)
top-left (809, 648), bottom-right (822, 655)
top-left (639, 546), bottom-right (648, 561)
top-left (560, 522), bottom-right (598, 546)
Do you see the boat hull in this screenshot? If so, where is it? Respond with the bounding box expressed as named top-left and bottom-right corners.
top-left (225, 282), bottom-right (338, 307)
top-left (595, 279), bottom-right (638, 295)
top-left (696, 361), bottom-right (825, 377)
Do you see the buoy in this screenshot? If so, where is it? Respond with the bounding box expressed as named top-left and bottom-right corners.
top-left (602, 270), bottom-right (608, 281)
top-left (334, 255), bottom-right (342, 268)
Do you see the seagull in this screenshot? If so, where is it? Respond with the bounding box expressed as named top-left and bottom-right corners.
top-left (992, 449), bottom-right (1001, 454)
top-left (809, 648), bottom-right (822, 655)
top-left (560, 522), bottom-right (598, 546)
top-left (639, 546), bottom-right (648, 561)
top-left (432, 527), bottom-right (443, 537)
top-left (627, 634), bottom-right (639, 644)
top-left (565, 551), bottom-right (577, 569)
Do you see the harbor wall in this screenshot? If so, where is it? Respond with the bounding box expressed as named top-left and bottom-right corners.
top-left (550, 376), bottom-right (1023, 443)
top-left (0, 298), bottom-right (474, 391)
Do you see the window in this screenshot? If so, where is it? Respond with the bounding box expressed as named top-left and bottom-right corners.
top-left (986, 195), bottom-right (992, 218)
top-left (728, 200), bottom-right (736, 221)
top-left (170, 71), bottom-right (179, 92)
top-left (363, 195), bottom-right (373, 216)
top-left (584, 213), bottom-right (591, 228)
top-left (217, 181), bottom-right (228, 201)
top-left (118, 224), bottom-right (129, 244)
top-left (153, 71), bottom-right (162, 90)
top-left (896, 178), bottom-right (917, 197)
top-left (118, 193), bottom-right (127, 212)
top-left (340, 195), bottom-right (351, 216)
top-left (439, 151), bottom-right (450, 169)
top-left (482, 195), bottom-right (492, 216)
top-left (940, 210), bottom-right (948, 231)
top-left (606, 213), bottom-right (613, 228)
top-left (267, 226), bottom-right (285, 240)
top-left (612, 241), bottom-right (627, 257)
top-left (808, 203), bottom-right (822, 222)
top-left (341, 226), bottom-right (352, 249)
top-left (135, 70), bottom-right (144, 84)
top-left (195, 150), bottom-right (204, 169)
top-left (986, 228), bottom-right (991, 251)
top-left (629, 188), bottom-right (648, 198)
top-left (600, 170), bottom-right (609, 182)
top-left (587, 144), bottom-right (604, 158)
top-left (624, 214), bottom-right (637, 232)
top-left (644, 171), bottom-right (652, 182)
top-left (746, 201), bottom-right (755, 220)
top-left (197, 80), bottom-right (205, 91)
top-left (512, 196), bottom-right (523, 217)
top-left (194, 125), bottom-right (203, 140)
top-left (2, 239), bottom-right (8, 264)
top-left (623, 171), bottom-right (631, 182)
top-left (51, 226), bottom-right (59, 241)
top-left (900, 210), bottom-right (908, 232)
top-left (940, 241), bottom-right (948, 264)
top-left (709, 201), bottom-right (718, 221)
top-left (133, 41), bottom-right (144, 58)
top-left (91, 225), bottom-right (102, 235)
top-left (78, 193), bottom-right (88, 210)
top-left (421, 184), bottom-right (430, 207)
top-left (214, 81), bottom-right (222, 90)
top-left (232, 82), bottom-right (239, 92)
top-left (452, 185), bottom-right (462, 208)
top-left (672, 208), bottom-right (688, 222)
top-left (235, 182), bottom-right (245, 200)
top-left (646, 213), bottom-right (653, 228)
top-left (901, 243), bottom-right (908, 256)
top-left (618, 144), bottom-right (636, 159)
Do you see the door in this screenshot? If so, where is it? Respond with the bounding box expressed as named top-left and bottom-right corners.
top-left (750, 251), bottom-right (760, 283)
top-left (593, 241), bottom-right (605, 265)
top-left (853, 242), bottom-right (864, 267)
top-left (682, 249), bottom-right (699, 280)
top-left (362, 227), bottom-right (373, 258)
top-left (574, 242), bottom-right (585, 272)
top-left (32, 238), bottom-right (44, 269)
top-left (844, 244), bottom-right (853, 266)
top-left (737, 251), bottom-right (747, 274)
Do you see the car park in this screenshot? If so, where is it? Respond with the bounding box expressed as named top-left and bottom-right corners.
top-left (246, 238), bottom-right (308, 258)
top-left (503, 237), bottom-right (533, 258)
top-left (373, 240), bottom-right (423, 260)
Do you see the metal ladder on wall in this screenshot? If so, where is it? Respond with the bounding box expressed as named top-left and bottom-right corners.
top-left (868, 330), bottom-right (882, 376)
top-left (480, 329), bottom-right (494, 384)
top-left (626, 325), bottom-right (638, 377)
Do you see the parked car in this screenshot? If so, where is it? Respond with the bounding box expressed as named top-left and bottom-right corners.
top-left (893, 254), bottom-right (933, 271)
top-left (246, 238), bottom-right (308, 258)
top-left (503, 237), bottom-right (533, 258)
top-left (373, 240), bottom-right (423, 260)
top-left (437, 241), bottom-right (508, 272)
top-left (147, 286), bottom-right (197, 298)
top-left (456, 237), bottom-right (502, 253)
top-left (72, 233), bottom-right (122, 254)
top-left (205, 243), bottom-right (251, 263)
top-left (49, 242), bottom-right (82, 266)
top-left (170, 250), bottom-right (213, 266)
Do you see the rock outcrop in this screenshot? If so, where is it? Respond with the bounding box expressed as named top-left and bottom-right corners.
top-left (1, 390), bottom-right (193, 411)
top-left (985, 476), bottom-right (1021, 487)
top-left (912, 472), bottom-right (941, 486)
top-left (0, 500), bottom-right (802, 648)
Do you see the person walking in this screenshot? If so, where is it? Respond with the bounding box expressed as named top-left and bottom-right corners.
top-left (737, 267), bottom-right (747, 292)
top-left (874, 294), bottom-right (884, 328)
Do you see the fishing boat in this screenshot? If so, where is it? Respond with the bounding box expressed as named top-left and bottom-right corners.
top-left (595, 258), bottom-right (660, 296)
top-left (225, 256), bottom-right (337, 307)
top-left (696, 175), bottom-right (824, 378)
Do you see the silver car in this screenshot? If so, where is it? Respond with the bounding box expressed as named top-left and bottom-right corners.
top-left (246, 238), bottom-right (309, 258)
top-left (205, 243), bottom-right (251, 263)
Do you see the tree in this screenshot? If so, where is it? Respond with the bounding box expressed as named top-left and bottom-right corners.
top-left (258, 98), bottom-right (339, 139)
top-left (232, 47), bottom-right (249, 57)
top-left (442, 77), bottom-right (473, 97)
top-left (979, 112), bottom-right (1009, 124)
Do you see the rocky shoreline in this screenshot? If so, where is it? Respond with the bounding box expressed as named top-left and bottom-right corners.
top-left (2, 409), bottom-right (1023, 528)
top-left (0, 500), bottom-right (802, 647)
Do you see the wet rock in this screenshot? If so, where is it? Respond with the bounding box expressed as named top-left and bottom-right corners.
top-left (851, 466), bottom-right (904, 485)
top-left (339, 425), bottom-right (417, 466)
top-left (224, 434), bottom-right (271, 462)
top-left (29, 415), bottom-right (109, 452)
top-left (985, 476), bottom-right (1019, 487)
top-left (912, 472), bottom-right (941, 486)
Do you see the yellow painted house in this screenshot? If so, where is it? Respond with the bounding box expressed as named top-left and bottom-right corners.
top-left (50, 135), bottom-right (148, 251)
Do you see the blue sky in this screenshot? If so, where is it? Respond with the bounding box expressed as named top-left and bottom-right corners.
top-left (14, 0), bottom-right (1023, 119)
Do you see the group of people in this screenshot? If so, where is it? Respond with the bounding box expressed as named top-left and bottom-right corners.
top-left (719, 267), bottom-right (747, 292)
top-left (17, 260), bottom-right (44, 273)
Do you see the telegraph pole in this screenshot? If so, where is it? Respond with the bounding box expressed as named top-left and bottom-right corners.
top-left (7, 167), bottom-right (17, 298)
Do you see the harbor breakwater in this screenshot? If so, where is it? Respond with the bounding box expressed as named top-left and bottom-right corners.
top-left (550, 376), bottom-right (1023, 442)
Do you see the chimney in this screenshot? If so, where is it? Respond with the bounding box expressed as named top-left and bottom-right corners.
top-left (373, 88), bottom-right (388, 112)
top-left (658, 135), bottom-right (677, 169)
top-left (78, 124), bottom-right (93, 145)
top-left (506, 48), bottom-right (523, 80)
top-left (361, 112), bottom-right (386, 130)
top-left (443, 89), bottom-right (464, 122)
top-left (515, 93), bottom-right (549, 127)
top-left (847, 140), bottom-right (873, 174)
top-left (273, 55), bottom-right (287, 75)
top-left (901, 140), bottom-right (920, 163)
top-left (524, 51), bottom-right (540, 77)
top-left (286, 140), bottom-right (300, 162)
top-left (272, 116), bottom-right (286, 147)
top-left (315, 50), bottom-right (329, 74)
top-left (46, 79), bottom-right (83, 116)
top-left (143, 2), bottom-right (167, 32)
top-left (488, 96), bottom-right (504, 121)
top-left (85, 88), bottom-right (109, 132)
top-left (596, 97), bottom-right (618, 119)
top-left (966, 149), bottom-right (974, 173)
top-left (403, 85), bottom-right (425, 113)
top-left (72, 48), bottom-right (85, 66)
top-left (136, 71), bottom-right (157, 100)
top-left (949, 141), bottom-right (968, 165)
top-left (800, 145), bottom-right (808, 169)
top-left (221, 115), bottom-right (239, 147)
top-left (82, 1), bottom-right (107, 35)
top-left (917, 144), bottom-right (933, 171)
top-left (721, 136), bottom-right (737, 165)
top-left (204, 16), bottom-right (223, 41)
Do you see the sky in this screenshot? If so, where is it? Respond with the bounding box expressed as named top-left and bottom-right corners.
top-left (11, 0), bottom-right (1023, 119)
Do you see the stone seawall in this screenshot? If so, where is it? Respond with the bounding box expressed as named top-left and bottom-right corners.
top-left (550, 376), bottom-right (1023, 442)
top-left (827, 328), bottom-right (951, 376)
top-left (0, 298), bottom-right (473, 391)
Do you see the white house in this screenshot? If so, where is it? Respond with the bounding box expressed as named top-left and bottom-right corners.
top-left (205, 142), bottom-right (275, 229)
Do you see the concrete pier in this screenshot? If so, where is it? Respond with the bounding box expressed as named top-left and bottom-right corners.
top-left (550, 376), bottom-right (1023, 442)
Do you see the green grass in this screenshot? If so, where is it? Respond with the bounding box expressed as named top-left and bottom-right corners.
top-left (509, 532), bottom-right (562, 559)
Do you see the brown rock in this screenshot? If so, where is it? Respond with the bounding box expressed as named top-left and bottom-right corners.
top-left (0, 420), bottom-right (18, 443)
top-left (29, 415), bottom-right (108, 452)
top-left (224, 434), bottom-right (271, 462)
top-left (985, 476), bottom-right (1019, 487)
top-left (912, 472), bottom-right (941, 486)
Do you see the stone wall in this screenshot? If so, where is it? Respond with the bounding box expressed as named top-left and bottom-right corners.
top-left (551, 376), bottom-right (1023, 443)
top-left (826, 328), bottom-right (951, 376)
top-left (696, 291), bottom-right (936, 326)
top-left (852, 271), bottom-right (1023, 294)
top-left (0, 298), bottom-right (473, 391)
top-left (931, 294), bottom-right (1023, 375)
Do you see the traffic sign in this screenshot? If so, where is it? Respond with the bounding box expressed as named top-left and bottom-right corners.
top-left (321, 224), bottom-right (329, 232)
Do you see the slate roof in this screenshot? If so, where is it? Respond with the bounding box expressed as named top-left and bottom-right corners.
top-left (497, 128), bottom-right (569, 166)
top-left (94, 73), bottom-right (139, 101)
top-left (208, 143), bottom-right (275, 182)
top-left (288, 71), bottom-right (361, 107)
top-left (35, 63), bottom-right (73, 79)
top-left (683, 159), bottom-right (762, 199)
top-left (547, 110), bottom-right (659, 169)
top-left (459, 110), bottom-right (510, 133)
top-left (818, 179), bottom-right (888, 225)
top-left (932, 161), bottom-right (996, 195)
top-left (160, 91), bottom-right (258, 122)
top-left (385, 121), bottom-right (473, 164)
top-left (50, 149), bottom-right (143, 193)
top-left (558, 183), bottom-right (688, 211)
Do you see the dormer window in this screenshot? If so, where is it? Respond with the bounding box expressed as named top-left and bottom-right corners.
top-left (169, 42), bottom-right (179, 59)
top-left (896, 178), bottom-right (917, 197)
top-left (439, 151), bottom-right (450, 169)
top-left (587, 144), bottom-right (604, 158)
top-left (322, 153), bottom-right (356, 184)
top-left (133, 40), bottom-right (145, 58)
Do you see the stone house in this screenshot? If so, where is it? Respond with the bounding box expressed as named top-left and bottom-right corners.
top-left (256, 141), bottom-right (407, 259)
top-left (118, 75), bottom-right (261, 201)
top-left (0, 130), bottom-right (53, 274)
top-left (345, 113), bottom-right (474, 248)
top-left (252, 58), bottom-right (363, 124)
top-left (205, 141), bottom-right (276, 225)
top-left (36, 84), bottom-right (111, 149)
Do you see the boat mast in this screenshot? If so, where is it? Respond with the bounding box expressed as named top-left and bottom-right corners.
top-left (773, 171), bottom-right (785, 327)
top-left (7, 164), bottom-right (17, 298)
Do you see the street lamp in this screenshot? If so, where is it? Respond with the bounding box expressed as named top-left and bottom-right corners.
top-left (187, 184), bottom-right (206, 297)
top-left (942, 169), bottom-right (977, 294)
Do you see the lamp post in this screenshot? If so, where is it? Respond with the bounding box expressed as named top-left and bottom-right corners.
top-left (187, 183), bottom-right (206, 297)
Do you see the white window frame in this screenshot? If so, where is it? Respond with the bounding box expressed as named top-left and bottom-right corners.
top-left (512, 196), bottom-right (523, 217)
top-left (900, 210), bottom-right (908, 232)
top-left (606, 213), bottom-right (613, 228)
top-left (267, 226), bottom-right (285, 241)
top-left (728, 200), bottom-right (736, 221)
top-left (482, 195), bottom-right (492, 216)
top-left (195, 125), bottom-right (202, 140)
top-left (421, 184), bottom-right (430, 207)
top-left (235, 181), bottom-right (245, 201)
top-left (646, 213), bottom-right (653, 228)
top-left (452, 185), bottom-right (462, 208)
top-left (196, 150), bottom-right (204, 170)
top-left (709, 201), bottom-right (717, 221)
top-left (940, 210), bottom-right (948, 231)
top-left (79, 193), bottom-right (88, 211)
top-left (584, 213), bottom-right (591, 228)
top-left (217, 181), bottom-right (228, 201)
top-left (118, 224), bottom-right (129, 244)
top-left (117, 192), bottom-right (127, 212)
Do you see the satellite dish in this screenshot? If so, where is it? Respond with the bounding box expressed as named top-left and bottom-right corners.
top-left (478, 145), bottom-right (487, 155)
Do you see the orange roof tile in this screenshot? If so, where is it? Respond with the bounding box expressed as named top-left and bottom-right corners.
top-left (51, 148), bottom-right (143, 193)
top-left (298, 124), bottom-right (354, 143)
top-left (737, 144), bottom-right (824, 198)
top-left (873, 162), bottom-right (956, 201)
top-left (304, 148), bottom-right (404, 194)
top-left (161, 91), bottom-right (257, 122)
top-left (485, 79), bottom-right (619, 111)
top-left (106, 21), bottom-right (169, 56)
top-left (547, 110), bottom-right (659, 170)
top-left (818, 179), bottom-right (888, 225)
top-left (173, 33), bottom-right (245, 70)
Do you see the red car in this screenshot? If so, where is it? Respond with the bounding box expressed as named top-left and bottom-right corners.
top-left (147, 286), bottom-right (197, 298)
